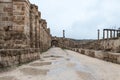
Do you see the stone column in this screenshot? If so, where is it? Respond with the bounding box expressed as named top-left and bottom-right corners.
top-left (118, 30), bottom-right (120, 37)
top-left (113, 30), bottom-right (116, 38)
top-left (117, 30), bottom-right (119, 38)
top-left (98, 29), bottom-right (100, 40)
top-left (107, 30), bottom-right (109, 39)
top-left (103, 29), bottom-right (105, 39)
top-left (110, 30), bottom-right (112, 39)
top-left (63, 30), bottom-right (65, 38)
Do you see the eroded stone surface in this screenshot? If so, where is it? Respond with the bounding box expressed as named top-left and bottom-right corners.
top-left (0, 48), bottom-right (120, 80)
top-left (30, 62), bottom-right (52, 66)
top-left (0, 0), bottom-right (51, 68)
top-left (20, 68), bottom-right (49, 75)
top-left (76, 71), bottom-right (95, 80)
top-left (0, 76), bottom-right (17, 80)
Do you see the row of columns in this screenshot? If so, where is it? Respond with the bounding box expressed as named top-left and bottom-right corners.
top-left (98, 29), bottom-right (120, 40)
top-left (103, 29), bottom-right (120, 39)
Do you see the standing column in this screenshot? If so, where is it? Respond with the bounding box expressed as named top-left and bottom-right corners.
top-left (63, 30), bottom-right (65, 38)
top-left (110, 30), bottom-right (112, 39)
top-left (117, 30), bottom-right (119, 38)
top-left (107, 30), bottom-right (109, 39)
top-left (98, 29), bottom-right (100, 40)
top-left (118, 30), bottom-right (120, 38)
top-left (114, 30), bottom-right (116, 38)
top-left (103, 29), bottom-right (105, 39)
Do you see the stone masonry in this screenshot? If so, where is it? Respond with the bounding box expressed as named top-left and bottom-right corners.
top-left (51, 37), bottom-right (76, 49)
top-left (0, 0), bottom-right (51, 68)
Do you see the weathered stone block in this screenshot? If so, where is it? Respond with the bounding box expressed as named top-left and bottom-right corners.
top-left (103, 52), bottom-right (109, 61)
top-left (83, 50), bottom-right (94, 57)
top-left (81, 49), bottom-right (85, 54)
top-left (84, 50), bottom-right (89, 55)
top-left (94, 51), bottom-right (104, 60)
top-left (2, 17), bottom-right (8, 21)
top-left (0, 55), bottom-right (1, 62)
top-left (0, 0), bottom-right (12, 3)
top-left (3, 7), bottom-right (12, 12)
top-left (117, 56), bottom-right (120, 64)
top-left (0, 40), bottom-right (5, 44)
top-left (78, 49), bottom-right (81, 53)
top-left (8, 12), bottom-right (13, 16)
top-left (89, 50), bottom-right (95, 57)
top-left (0, 0), bottom-right (51, 69)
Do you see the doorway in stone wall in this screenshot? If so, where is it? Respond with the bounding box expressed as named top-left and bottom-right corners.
top-left (51, 40), bottom-right (58, 47)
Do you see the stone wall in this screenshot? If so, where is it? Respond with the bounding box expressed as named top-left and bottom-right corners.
top-left (30, 4), bottom-right (40, 48)
top-left (0, 0), bottom-right (51, 68)
top-left (0, 0), bottom-right (31, 49)
top-left (71, 38), bottom-right (120, 53)
top-left (71, 48), bottom-right (120, 64)
top-left (0, 48), bottom-right (40, 68)
top-left (99, 38), bottom-right (120, 52)
top-left (81, 38), bottom-right (120, 52)
top-left (40, 19), bottom-right (51, 51)
top-left (51, 37), bottom-right (75, 49)
top-left (70, 38), bottom-right (120, 64)
top-left (30, 5), bottom-right (51, 52)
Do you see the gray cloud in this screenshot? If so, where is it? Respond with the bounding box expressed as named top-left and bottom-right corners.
top-left (30, 0), bottom-right (120, 39)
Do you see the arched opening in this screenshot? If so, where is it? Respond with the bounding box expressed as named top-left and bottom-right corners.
top-left (51, 40), bottom-right (58, 47)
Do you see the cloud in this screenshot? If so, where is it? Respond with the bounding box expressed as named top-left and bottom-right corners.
top-left (30, 0), bottom-right (120, 39)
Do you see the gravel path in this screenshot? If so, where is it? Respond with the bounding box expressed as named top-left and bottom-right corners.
top-left (0, 47), bottom-right (120, 80)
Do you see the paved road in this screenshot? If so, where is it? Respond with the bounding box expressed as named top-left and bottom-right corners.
top-left (0, 47), bottom-right (120, 80)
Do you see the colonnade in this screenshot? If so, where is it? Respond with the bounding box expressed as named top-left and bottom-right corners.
top-left (103, 29), bottom-right (120, 39)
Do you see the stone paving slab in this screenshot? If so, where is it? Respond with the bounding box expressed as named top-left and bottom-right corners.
top-left (0, 47), bottom-right (120, 80)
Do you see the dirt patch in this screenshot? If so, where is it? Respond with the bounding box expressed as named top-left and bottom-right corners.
top-left (0, 76), bottom-right (17, 80)
top-left (54, 56), bottom-right (63, 58)
top-left (66, 58), bottom-right (70, 61)
top-left (51, 58), bottom-right (56, 60)
top-left (43, 55), bottom-right (63, 58)
top-left (30, 62), bottom-right (52, 66)
top-left (20, 68), bottom-right (49, 76)
top-left (67, 63), bottom-right (76, 67)
top-left (76, 71), bottom-right (95, 80)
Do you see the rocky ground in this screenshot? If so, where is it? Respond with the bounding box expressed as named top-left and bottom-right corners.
top-left (0, 47), bottom-right (120, 80)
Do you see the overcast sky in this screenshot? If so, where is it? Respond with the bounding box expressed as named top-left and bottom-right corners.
top-left (30, 0), bottom-right (120, 39)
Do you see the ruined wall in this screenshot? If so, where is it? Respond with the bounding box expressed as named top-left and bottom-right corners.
top-left (52, 36), bottom-right (120, 53)
top-left (68, 38), bottom-right (120, 53)
top-left (40, 19), bottom-right (51, 51)
top-left (0, 0), bottom-right (31, 49)
top-left (99, 38), bottom-right (120, 52)
top-left (0, 48), bottom-right (40, 68)
top-left (12, 0), bottom-right (30, 48)
top-left (80, 38), bottom-right (120, 52)
top-left (0, 0), bottom-right (51, 68)
top-left (30, 4), bottom-right (51, 52)
top-left (30, 4), bottom-right (40, 48)
top-left (51, 37), bottom-right (75, 49)
top-left (0, 0), bottom-right (13, 49)
top-left (71, 48), bottom-right (120, 64)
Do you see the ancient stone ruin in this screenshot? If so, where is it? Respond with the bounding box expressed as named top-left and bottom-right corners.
top-left (0, 0), bottom-right (120, 69)
top-left (68, 28), bottom-right (120, 64)
top-left (0, 0), bottom-right (51, 68)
